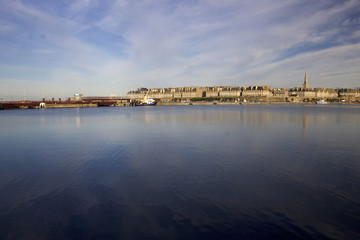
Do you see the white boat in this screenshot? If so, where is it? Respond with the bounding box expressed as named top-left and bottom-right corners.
top-left (135, 95), bottom-right (157, 106)
top-left (316, 99), bottom-right (328, 104)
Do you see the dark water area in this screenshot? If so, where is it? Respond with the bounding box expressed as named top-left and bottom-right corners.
top-left (0, 104), bottom-right (359, 240)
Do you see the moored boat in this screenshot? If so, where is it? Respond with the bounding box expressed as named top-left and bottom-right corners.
top-left (316, 99), bottom-right (328, 104)
top-left (135, 95), bottom-right (157, 106)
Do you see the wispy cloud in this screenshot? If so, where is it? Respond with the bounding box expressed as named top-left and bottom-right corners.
top-left (32, 49), bottom-right (54, 54)
top-left (0, 21), bottom-right (16, 33)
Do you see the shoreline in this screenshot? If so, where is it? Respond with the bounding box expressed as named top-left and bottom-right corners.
top-left (157, 101), bottom-right (356, 106)
top-left (1, 101), bottom-right (358, 110)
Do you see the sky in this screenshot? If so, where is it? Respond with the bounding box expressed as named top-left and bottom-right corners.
top-left (0, 0), bottom-right (360, 100)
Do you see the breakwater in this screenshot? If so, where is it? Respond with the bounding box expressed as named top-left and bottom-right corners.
top-left (0, 100), bottom-right (131, 110)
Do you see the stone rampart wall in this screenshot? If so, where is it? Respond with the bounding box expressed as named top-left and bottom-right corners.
top-left (242, 90), bottom-right (273, 97)
top-left (126, 86), bottom-right (354, 101)
top-left (219, 91), bottom-right (241, 97)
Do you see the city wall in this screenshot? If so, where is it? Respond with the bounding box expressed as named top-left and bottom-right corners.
top-left (126, 86), bottom-right (359, 102)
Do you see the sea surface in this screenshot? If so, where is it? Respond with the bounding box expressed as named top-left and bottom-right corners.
top-left (0, 104), bottom-right (359, 240)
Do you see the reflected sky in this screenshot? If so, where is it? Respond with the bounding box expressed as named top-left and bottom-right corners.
top-left (0, 105), bottom-right (359, 239)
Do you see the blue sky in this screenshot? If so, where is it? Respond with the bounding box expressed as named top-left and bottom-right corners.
top-left (0, 0), bottom-right (359, 99)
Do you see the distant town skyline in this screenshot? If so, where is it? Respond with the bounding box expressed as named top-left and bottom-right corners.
top-left (1, 0), bottom-right (360, 100)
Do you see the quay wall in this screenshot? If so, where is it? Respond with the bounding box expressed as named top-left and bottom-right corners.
top-left (46, 103), bottom-right (98, 108)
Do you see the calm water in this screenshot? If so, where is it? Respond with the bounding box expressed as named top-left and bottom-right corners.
top-left (0, 105), bottom-right (359, 240)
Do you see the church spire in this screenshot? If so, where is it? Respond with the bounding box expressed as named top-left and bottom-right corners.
top-left (303, 72), bottom-right (309, 89)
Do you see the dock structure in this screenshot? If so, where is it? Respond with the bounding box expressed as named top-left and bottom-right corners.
top-left (0, 98), bottom-right (132, 110)
top-left (0, 101), bottom-right (44, 110)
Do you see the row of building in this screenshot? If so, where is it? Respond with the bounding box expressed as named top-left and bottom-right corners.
top-left (125, 73), bottom-right (359, 102)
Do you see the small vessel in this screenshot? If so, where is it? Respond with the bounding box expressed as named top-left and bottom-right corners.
top-left (240, 99), bottom-right (247, 104)
top-left (135, 95), bottom-right (157, 106)
top-left (316, 99), bottom-right (328, 104)
top-left (39, 102), bottom-right (46, 108)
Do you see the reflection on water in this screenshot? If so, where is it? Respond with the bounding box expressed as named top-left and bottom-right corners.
top-left (303, 114), bottom-right (308, 137)
top-left (0, 105), bottom-right (359, 239)
top-left (74, 108), bottom-right (82, 128)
